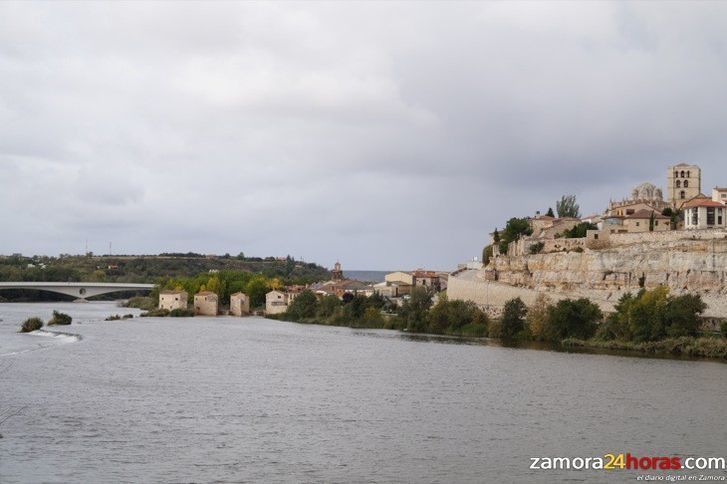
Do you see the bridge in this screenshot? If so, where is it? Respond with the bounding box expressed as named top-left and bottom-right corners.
top-left (0, 282), bottom-right (155, 300)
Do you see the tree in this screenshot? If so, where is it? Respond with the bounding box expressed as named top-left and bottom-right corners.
top-left (546, 207), bottom-right (555, 217)
top-left (500, 297), bottom-right (527, 339)
top-left (482, 245), bottom-right (493, 265)
top-left (556, 195), bottom-right (580, 218)
top-left (316, 295), bottom-right (341, 319)
top-left (545, 298), bottom-right (602, 341)
top-left (401, 287), bottom-right (433, 333)
top-left (499, 218), bottom-right (533, 253)
top-left (664, 294), bottom-right (706, 338)
top-left (561, 222), bottom-right (598, 239)
top-left (526, 293), bottom-right (551, 340)
top-left (245, 276), bottom-right (270, 308)
top-left (285, 290), bottom-right (318, 320)
top-left (427, 297), bottom-right (489, 336)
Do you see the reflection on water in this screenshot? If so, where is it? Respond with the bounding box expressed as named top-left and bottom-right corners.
top-left (1, 303), bottom-right (725, 483)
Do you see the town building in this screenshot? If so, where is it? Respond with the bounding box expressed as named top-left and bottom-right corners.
top-left (194, 291), bottom-right (218, 316)
top-left (265, 290), bottom-right (289, 315)
top-left (607, 182), bottom-right (669, 217)
top-left (384, 271), bottom-right (414, 286)
top-left (159, 290), bottom-right (188, 311)
top-left (528, 214), bottom-right (582, 238)
top-left (331, 261), bottom-right (344, 281)
top-left (684, 197), bottom-right (726, 230)
top-left (712, 187), bottom-right (727, 204)
top-left (621, 210), bottom-right (671, 233)
top-left (412, 269), bottom-right (441, 291)
top-left (310, 279), bottom-right (371, 298)
top-left (229, 292), bottom-right (250, 316)
top-left (667, 163), bottom-right (701, 208)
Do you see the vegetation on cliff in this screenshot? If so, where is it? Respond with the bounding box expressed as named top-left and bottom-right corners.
top-left (556, 194), bottom-right (580, 218)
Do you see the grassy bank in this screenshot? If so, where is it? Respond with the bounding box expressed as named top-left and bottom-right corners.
top-left (562, 337), bottom-right (727, 359)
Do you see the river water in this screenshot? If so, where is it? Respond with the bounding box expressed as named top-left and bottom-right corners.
top-left (0, 302), bottom-right (725, 483)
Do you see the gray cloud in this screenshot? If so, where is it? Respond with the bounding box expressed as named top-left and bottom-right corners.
top-left (2, 2), bottom-right (727, 269)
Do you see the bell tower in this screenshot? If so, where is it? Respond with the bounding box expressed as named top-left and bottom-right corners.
top-left (331, 261), bottom-right (343, 281)
top-left (667, 163), bottom-right (701, 208)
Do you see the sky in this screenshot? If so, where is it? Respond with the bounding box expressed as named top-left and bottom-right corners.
top-left (2, 1), bottom-right (727, 270)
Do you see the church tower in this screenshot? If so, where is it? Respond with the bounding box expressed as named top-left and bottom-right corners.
top-left (331, 261), bottom-right (343, 281)
top-left (667, 163), bottom-right (701, 208)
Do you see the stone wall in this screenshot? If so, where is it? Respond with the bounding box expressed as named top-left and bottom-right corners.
top-left (452, 230), bottom-right (727, 318)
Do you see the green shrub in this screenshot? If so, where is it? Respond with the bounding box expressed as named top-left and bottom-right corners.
top-left (528, 242), bottom-right (545, 254)
top-left (169, 308), bottom-right (195, 317)
top-left (544, 298), bottom-right (602, 341)
top-left (48, 310), bottom-right (72, 326)
top-left (19, 317), bottom-right (44, 332)
top-left (499, 298), bottom-right (527, 339)
top-left (123, 296), bottom-right (156, 311)
top-left (140, 308), bottom-right (170, 317)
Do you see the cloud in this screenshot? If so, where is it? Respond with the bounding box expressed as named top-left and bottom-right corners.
top-left (1, 2), bottom-right (727, 269)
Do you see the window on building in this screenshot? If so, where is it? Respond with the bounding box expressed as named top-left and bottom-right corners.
top-left (626, 209), bottom-right (635, 215)
top-left (684, 180), bottom-right (689, 188)
top-left (681, 191), bottom-right (686, 199)
top-left (722, 193), bottom-right (726, 199)
top-left (676, 180), bottom-right (681, 188)
top-left (681, 170), bottom-right (685, 177)
top-left (691, 209), bottom-right (698, 226)
top-left (707, 207), bottom-right (715, 226)
top-left (636, 222), bottom-right (640, 226)
top-left (674, 171), bottom-right (678, 178)
top-left (687, 170), bottom-right (690, 178)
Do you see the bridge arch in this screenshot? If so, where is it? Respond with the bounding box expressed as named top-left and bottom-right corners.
top-left (0, 282), bottom-right (155, 300)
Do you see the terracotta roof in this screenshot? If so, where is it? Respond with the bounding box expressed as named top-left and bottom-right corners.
top-left (683, 198), bottom-right (724, 208)
top-left (625, 209), bottom-right (670, 220)
top-left (713, 187), bottom-right (727, 191)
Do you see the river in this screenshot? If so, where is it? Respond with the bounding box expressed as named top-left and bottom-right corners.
top-left (1, 302), bottom-right (725, 483)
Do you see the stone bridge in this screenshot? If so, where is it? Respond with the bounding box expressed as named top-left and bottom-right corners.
top-left (0, 282), bottom-right (155, 300)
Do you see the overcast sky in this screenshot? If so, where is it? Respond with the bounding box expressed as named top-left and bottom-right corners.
top-left (2, 2), bottom-right (727, 270)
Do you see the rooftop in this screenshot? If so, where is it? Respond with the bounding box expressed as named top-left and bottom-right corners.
top-left (625, 209), bottom-right (670, 220)
top-left (683, 198), bottom-right (724, 208)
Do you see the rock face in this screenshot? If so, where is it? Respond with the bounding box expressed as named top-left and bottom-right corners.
top-left (491, 238), bottom-right (727, 296)
top-left (448, 230), bottom-right (727, 319)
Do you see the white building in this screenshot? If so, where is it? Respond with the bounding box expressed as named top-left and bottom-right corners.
top-left (265, 290), bottom-right (289, 315)
top-left (194, 291), bottom-right (218, 316)
top-left (229, 292), bottom-right (250, 316)
top-left (712, 187), bottom-right (727, 204)
top-left (159, 290), bottom-right (188, 311)
top-left (684, 198), bottom-right (726, 230)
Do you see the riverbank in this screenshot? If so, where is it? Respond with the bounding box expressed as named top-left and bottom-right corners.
top-left (562, 336), bottom-right (727, 360)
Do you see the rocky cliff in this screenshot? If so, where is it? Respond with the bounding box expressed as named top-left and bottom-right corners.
top-left (473, 232), bottom-right (727, 319)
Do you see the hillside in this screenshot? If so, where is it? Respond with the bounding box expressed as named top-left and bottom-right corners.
top-left (0, 253), bottom-right (330, 301)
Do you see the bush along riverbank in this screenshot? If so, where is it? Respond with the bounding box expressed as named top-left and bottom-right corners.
top-left (274, 286), bottom-right (727, 361)
top-left (274, 288), bottom-right (489, 337)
